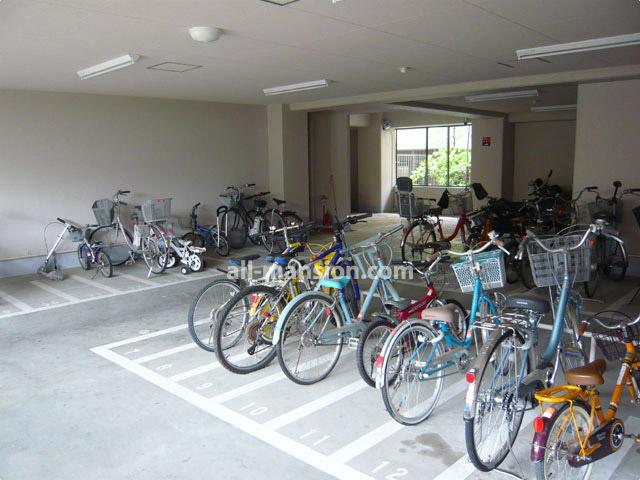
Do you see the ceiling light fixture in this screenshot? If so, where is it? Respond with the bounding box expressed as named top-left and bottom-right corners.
top-left (263, 79), bottom-right (330, 96)
top-left (465, 89), bottom-right (539, 102)
top-left (77, 54), bottom-right (140, 80)
top-left (517, 32), bottom-right (640, 60)
top-left (530, 104), bottom-right (577, 112)
top-left (189, 26), bottom-right (221, 43)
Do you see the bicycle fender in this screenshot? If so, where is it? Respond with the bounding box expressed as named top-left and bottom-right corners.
top-left (530, 405), bottom-right (559, 463)
top-left (270, 290), bottom-right (334, 346)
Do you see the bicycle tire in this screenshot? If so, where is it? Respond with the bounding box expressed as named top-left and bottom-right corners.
top-left (534, 401), bottom-right (593, 480)
top-left (142, 224), bottom-right (168, 274)
top-left (261, 211), bottom-right (286, 253)
top-left (584, 236), bottom-right (603, 298)
top-left (77, 243), bottom-right (91, 270)
top-left (88, 225), bottom-right (133, 266)
top-left (465, 327), bottom-right (529, 472)
top-left (182, 232), bottom-right (205, 248)
top-left (277, 292), bottom-right (345, 385)
top-left (356, 317), bottom-right (395, 387)
top-left (401, 220), bottom-right (437, 262)
top-left (97, 251), bottom-right (113, 278)
top-left (519, 251), bottom-right (536, 290)
top-left (214, 233), bottom-right (230, 257)
top-left (188, 278), bottom-right (245, 352)
top-left (380, 321), bottom-right (446, 425)
top-left (603, 239), bottom-right (627, 281)
top-left (214, 285), bottom-right (284, 374)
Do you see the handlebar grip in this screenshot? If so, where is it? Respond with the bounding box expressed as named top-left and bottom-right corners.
top-left (585, 186), bottom-right (598, 190)
top-left (195, 202), bottom-right (201, 208)
top-left (628, 188), bottom-right (640, 193)
top-left (57, 217), bottom-right (65, 224)
top-left (225, 186), bottom-right (233, 190)
top-left (118, 190), bottom-right (130, 195)
top-left (120, 201), bottom-right (128, 206)
top-left (246, 183), bottom-right (256, 187)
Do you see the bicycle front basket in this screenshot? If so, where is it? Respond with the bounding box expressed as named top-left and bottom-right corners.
top-left (587, 198), bottom-right (623, 224)
top-left (92, 198), bottom-right (114, 226)
top-left (526, 234), bottom-right (591, 288)
top-left (141, 198), bottom-right (172, 223)
top-left (451, 249), bottom-right (505, 293)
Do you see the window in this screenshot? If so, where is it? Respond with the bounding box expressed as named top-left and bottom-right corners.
top-left (396, 124), bottom-right (472, 187)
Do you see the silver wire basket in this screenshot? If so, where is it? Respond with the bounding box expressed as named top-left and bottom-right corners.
top-left (141, 198), bottom-right (172, 223)
top-left (451, 249), bottom-right (505, 293)
top-left (526, 234), bottom-right (591, 288)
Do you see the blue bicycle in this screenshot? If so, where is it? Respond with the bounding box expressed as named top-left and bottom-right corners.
top-left (182, 202), bottom-right (230, 257)
top-left (376, 235), bottom-right (507, 425)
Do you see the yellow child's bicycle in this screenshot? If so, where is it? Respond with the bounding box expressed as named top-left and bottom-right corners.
top-left (531, 311), bottom-right (640, 480)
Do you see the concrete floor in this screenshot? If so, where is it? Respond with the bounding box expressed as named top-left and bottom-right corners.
top-left (2, 214), bottom-right (640, 480)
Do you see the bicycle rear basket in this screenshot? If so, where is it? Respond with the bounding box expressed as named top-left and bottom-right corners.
top-left (587, 198), bottom-right (623, 224)
top-left (219, 191), bottom-right (241, 208)
top-left (589, 311), bottom-right (640, 361)
top-left (451, 249), bottom-right (505, 293)
top-left (526, 234), bottom-right (591, 288)
top-left (141, 198), bottom-right (172, 223)
top-left (92, 198), bottom-right (114, 226)
top-left (454, 191), bottom-right (473, 214)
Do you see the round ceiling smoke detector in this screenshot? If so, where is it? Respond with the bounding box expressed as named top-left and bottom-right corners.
top-left (189, 26), bottom-right (221, 43)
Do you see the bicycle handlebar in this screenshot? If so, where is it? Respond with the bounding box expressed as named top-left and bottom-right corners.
top-left (445, 231), bottom-right (507, 257)
top-left (589, 313), bottom-right (640, 332)
top-left (517, 225), bottom-right (594, 260)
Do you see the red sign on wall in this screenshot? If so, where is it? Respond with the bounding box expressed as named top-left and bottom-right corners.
top-left (482, 136), bottom-right (491, 146)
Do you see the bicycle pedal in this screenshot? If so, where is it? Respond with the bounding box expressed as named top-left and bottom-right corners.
top-left (347, 337), bottom-right (359, 349)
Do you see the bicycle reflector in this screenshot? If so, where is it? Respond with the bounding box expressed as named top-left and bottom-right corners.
top-left (533, 417), bottom-right (545, 433)
top-left (465, 371), bottom-right (475, 384)
top-left (375, 355), bottom-right (384, 369)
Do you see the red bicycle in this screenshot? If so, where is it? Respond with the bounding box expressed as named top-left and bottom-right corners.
top-left (355, 256), bottom-right (466, 387)
top-left (400, 184), bottom-right (488, 261)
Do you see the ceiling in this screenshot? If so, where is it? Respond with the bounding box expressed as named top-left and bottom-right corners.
top-left (1, 0), bottom-right (639, 105)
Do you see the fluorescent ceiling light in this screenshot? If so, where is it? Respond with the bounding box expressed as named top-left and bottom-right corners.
top-left (531, 104), bottom-right (577, 112)
top-left (517, 33), bottom-right (640, 60)
top-left (465, 89), bottom-right (539, 102)
top-left (77, 54), bottom-right (140, 80)
top-left (263, 79), bottom-right (330, 96)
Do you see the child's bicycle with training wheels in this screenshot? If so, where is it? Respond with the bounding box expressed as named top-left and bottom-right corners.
top-left (182, 202), bottom-right (230, 257)
top-left (38, 217), bottom-right (112, 280)
top-left (531, 311), bottom-right (640, 480)
top-left (375, 233), bottom-right (507, 425)
top-left (463, 226), bottom-right (602, 473)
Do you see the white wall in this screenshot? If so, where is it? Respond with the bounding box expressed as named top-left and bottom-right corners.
top-left (471, 118), bottom-right (505, 203)
top-left (512, 120), bottom-right (576, 200)
top-left (0, 89), bottom-right (268, 264)
top-left (573, 79), bottom-right (640, 257)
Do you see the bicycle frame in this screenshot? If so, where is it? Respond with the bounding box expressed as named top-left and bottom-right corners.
top-left (433, 209), bottom-right (469, 243)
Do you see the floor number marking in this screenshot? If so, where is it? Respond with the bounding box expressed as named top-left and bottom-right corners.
top-left (196, 382), bottom-right (213, 390)
top-left (299, 429), bottom-right (316, 439)
top-left (313, 435), bottom-right (330, 446)
top-left (372, 461), bottom-right (390, 474)
top-left (372, 462), bottom-right (408, 479)
top-left (156, 364), bottom-right (172, 371)
top-left (123, 348), bottom-right (140, 355)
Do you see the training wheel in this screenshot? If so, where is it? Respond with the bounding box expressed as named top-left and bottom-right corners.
top-left (181, 266), bottom-right (189, 275)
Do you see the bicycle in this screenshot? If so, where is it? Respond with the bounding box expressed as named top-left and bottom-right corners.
top-left (375, 234), bottom-right (506, 425)
top-left (38, 217), bottom-right (112, 280)
top-left (531, 311), bottom-right (640, 480)
top-left (87, 191), bottom-right (170, 275)
top-left (463, 226), bottom-right (601, 472)
top-left (213, 219), bottom-right (363, 373)
top-left (182, 202), bottom-right (230, 257)
top-left (400, 183), bottom-right (486, 262)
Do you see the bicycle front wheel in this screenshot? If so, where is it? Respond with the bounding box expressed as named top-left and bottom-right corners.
top-left (88, 225), bottom-right (133, 266)
top-left (381, 322), bottom-right (446, 425)
top-left (188, 278), bottom-right (244, 352)
top-left (534, 402), bottom-right (593, 480)
top-left (465, 327), bottom-right (529, 471)
top-left (77, 243), bottom-right (91, 270)
top-left (277, 293), bottom-right (344, 385)
top-left (141, 225), bottom-right (168, 274)
top-left (401, 221), bottom-right (437, 262)
top-left (214, 285), bottom-right (284, 374)
top-left (604, 238), bottom-right (627, 281)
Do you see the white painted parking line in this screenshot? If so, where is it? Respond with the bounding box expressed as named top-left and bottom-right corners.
top-left (330, 378), bottom-right (468, 464)
top-left (70, 274), bottom-right (122, 294)
top-left (91, 346), bottom-right (373, 480)
top-left (30, 280), bottom-right (80, 302)
top-left (133, 343), bottom-right (197, 364)
top-left (0, 288), bottom-right (33, 312)
top-left (432, 410), bottom-right (536, 480)
top-left (119, 273), bottom-right (159, 286)
top-left (170, 362), bottom-right (220, 382)
top-left (265, 380), bottom-right (366, 431)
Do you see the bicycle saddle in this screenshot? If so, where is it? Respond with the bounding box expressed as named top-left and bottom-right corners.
top-left (565, 359), bottom-right (606, 386)
top-left (384, 298), bottom-right (412, 311)
top-left (228, 254), bottom-right (260, 267)
top-left (425, 240), bottom-right (451, 251)
top-left (505, 294), bottom-right (551, 314)
top-left (273, 198), bottom-right (286, 205)
top-left (421, 303), bottom-right (457, 325)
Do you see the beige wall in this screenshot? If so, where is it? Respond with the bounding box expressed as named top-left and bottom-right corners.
top-left (471, 118), bottom-right (505, 204)
top-left (512, 120), bottom-right (576, 200)
top-left (0, 89), bottom-right (268, 262)
top-left (356, 113), bottom-right (382, 213)
top-left (573, 79), bottom-right (640, 256)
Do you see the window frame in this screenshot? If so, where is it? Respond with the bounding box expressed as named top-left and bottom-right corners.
top-left (395, 124), bottom-right (471, 188)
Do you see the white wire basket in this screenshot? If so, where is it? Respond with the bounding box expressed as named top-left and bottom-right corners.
top-left (141, 198), bottom-right (172, 223)
top-left (92, 198), bottom-right (114, 226)
top-left (454, 190), bottom-right (473, 214)
top-left (587, 198), bottom-right (623, 224)
top-left (451, 249), bottom-right (505, 293)
top-left (526, 234), bottom-right (592, 288)
top-left (219, 191), bottom-right (241, 208)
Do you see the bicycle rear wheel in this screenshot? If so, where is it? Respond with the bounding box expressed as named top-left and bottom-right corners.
top-left (88, 225), bottom-right (133, 266)
top-left (401, 221), bottom-right (437, 262)
top-left (604, 238), bottom-right (627, 281)
top-left (141, 224), bottom-right (168, 274)
top-left (380, 322), bottom-right (446, 425)
top-left (356, 317), bottom-right (395, 387)
top-left (277, 293), bottom-right (344, 385)
top-left (534, 402), bottom-right (593, 480)
top-left (261, 211), bottom-right (286, 254)
top-left (77, 243), bottom-right (91, 270)
top-left (182, 232), bottom-right (205, 248)
top-left (214, 285), bottom-right (283, 374)
top-left (465, 327), bottom-right (529, 471)
top-left (188, 278), bottom-right (244, 352)
top-left (96, 251), bottom-right (113, 278)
